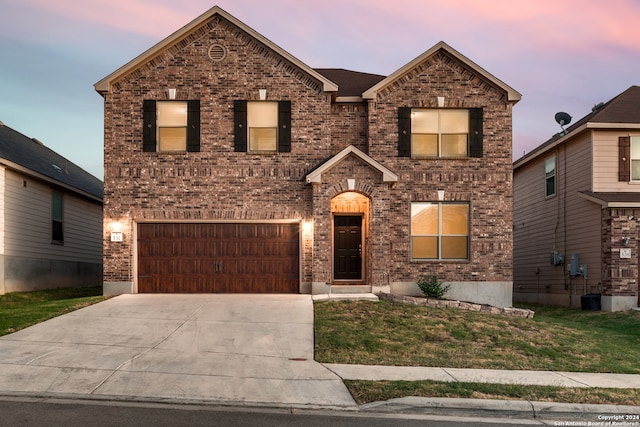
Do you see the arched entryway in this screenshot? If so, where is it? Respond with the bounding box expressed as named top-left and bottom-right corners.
top-left (331, 192), bottom-right (371, 284)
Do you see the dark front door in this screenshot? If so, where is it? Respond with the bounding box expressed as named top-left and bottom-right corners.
top-left (333, 215), bottom-right (362, 281)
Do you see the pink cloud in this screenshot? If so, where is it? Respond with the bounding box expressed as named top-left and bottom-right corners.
top-left (19, 0), bottom-right (203, 38)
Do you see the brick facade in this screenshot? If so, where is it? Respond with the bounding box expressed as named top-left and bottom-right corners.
top-left (97, 7), bottom-right (519, 306)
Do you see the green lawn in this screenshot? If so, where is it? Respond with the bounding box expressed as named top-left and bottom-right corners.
top-left (314, 299), bottom-right (640, 404)
top-left (0, 286), bottom-right (106, 336)
top-left (314, 299), bottom-right (640, 373)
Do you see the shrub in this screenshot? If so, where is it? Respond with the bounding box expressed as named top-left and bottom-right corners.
top-left (416, 275), bottom-right (450, 300)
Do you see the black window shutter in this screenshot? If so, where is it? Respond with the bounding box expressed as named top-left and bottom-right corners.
top-left (278, 100), bottom-right (292, 152)
top-left (398, 107), bottom-right (411, 157)
top-left (234, 100), bottom-right (247, 152)
top-left (469, 107), bottom-right (483, 158)
top-left (142, 100), bottom-right (157, 152)
top-left (619, 136), bottom-right (631, 181)
top-left (187, 100), bottom-right (200, 152)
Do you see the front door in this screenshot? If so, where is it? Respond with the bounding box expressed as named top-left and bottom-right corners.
top-left (333, 215), bottom-right (362, 281)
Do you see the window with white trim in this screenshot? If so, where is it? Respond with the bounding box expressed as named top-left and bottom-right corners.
top-left (545, 156), bottom-right (556, 197)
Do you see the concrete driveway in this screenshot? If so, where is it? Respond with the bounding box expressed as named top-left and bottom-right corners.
top-left (0, 294), bottom-right (356, 408)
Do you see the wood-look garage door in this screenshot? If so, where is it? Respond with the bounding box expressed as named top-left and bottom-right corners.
top-left (137, 223), bottom-right (299, 293)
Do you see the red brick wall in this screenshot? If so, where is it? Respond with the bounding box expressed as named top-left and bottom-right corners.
top-left (366, 50), bottom-right (514, 285)
top-left (102, 15), bottom-right (514, 290)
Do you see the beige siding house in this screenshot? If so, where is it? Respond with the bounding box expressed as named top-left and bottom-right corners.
top-left (0, 122), bottom-right (103, 294)
top-left (513, 86), bottom-right (640, 311)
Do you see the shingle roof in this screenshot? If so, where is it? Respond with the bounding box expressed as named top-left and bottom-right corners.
top-left (314, 68), bottom-right (386, 98)
top-left (515, 85), bottom-right (640, 168)
top-left (0, 123), bottom-right (103, 200)
top-left (563, 86), bottom-right (640, 132)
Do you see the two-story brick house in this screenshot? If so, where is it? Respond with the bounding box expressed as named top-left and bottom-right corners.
top-left (95, 6), bottom-right (520, 307)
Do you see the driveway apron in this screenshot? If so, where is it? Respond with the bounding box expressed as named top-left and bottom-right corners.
top-left (0, 294), bottom-right (356, 408)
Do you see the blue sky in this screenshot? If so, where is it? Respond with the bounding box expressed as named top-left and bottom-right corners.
top-left (2, 0), bottom-right (640, 180)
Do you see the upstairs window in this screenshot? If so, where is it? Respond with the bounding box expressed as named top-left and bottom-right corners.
top-left (157, 101), bottom-right (187, 152)
top-left (411, 202), bottom-right (469, 260)
top-left (142, 100), bottom-right (200, 152)
top-left (248, 102), bottom-right (278, 152)
top-left (234, 100), bottom-right (291, 153)
top-left (545, 156), bottom-right (556, 197)
top-left (631, 136), bottom-right (640, 181)
top-left (52, 191), bottom-right (64, 243)
top-left (398, 107), bottom-right (483, 158)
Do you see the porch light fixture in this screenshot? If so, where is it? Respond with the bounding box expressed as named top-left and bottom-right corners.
top-left (167, 88), bottom-right (177, 100)
top-left (622, 236), bottom-right (630, 246)
top-left (259, 89), bottom-right (267, 100)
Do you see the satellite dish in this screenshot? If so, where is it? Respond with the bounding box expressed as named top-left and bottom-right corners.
top-left (554, 112), bottom-right (572, 135)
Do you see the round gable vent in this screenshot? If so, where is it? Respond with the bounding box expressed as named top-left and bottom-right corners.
top-left (208, 44), bottom-right (227, 62)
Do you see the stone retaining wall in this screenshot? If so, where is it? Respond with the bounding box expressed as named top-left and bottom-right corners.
top-left (378, 292), bottom-right (534, 318)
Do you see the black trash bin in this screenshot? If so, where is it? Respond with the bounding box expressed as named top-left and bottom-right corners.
top-left (581, 293), bottom-right (601, 311)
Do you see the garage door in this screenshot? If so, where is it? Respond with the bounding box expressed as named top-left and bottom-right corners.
top-left (137, 223), bottom-right (299, 293)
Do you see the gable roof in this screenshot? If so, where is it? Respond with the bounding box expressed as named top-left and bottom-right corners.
top-left (306, 145), bottom-right (398, 184)
top-left (314, 68), bottom-right (386, 99)
top-left (94, 6), bottom-right (338, 95)
top-left (0, 123), bottom-right (103, 201)
top-left (514, 86), bottom-right (640, 169)
top-left (362, 41), bottom-right (521, 102)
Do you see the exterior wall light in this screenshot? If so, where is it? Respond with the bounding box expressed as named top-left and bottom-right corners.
top-left (111, 221), bottom-right (124, 242)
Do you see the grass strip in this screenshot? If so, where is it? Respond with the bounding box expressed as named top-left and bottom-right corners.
top-left (0, 286), bottom-right (106, 336)
top-left (345, 380), bottom-right (640, 406)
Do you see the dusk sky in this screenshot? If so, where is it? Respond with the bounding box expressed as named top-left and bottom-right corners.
top-left (2, 0), bottom-right (639, 180)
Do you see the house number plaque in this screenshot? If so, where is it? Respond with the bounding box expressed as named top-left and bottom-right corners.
top-left (620, 248), bottom-right (631, 259)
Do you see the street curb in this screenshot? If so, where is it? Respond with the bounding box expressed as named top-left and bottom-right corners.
top-left (359, 397), bottom-right (640, 421)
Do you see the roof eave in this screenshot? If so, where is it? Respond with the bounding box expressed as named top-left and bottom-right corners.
top-left (0, 159), bottom-right (103, 203)
top-left (305, 145), bottom-right (398, 184)
top-left (514, 122), bottom-right (640, 170)
top-left (94, 6), bottom-right (338, 95)
top-left (362, 41), bottom-right (521, 103)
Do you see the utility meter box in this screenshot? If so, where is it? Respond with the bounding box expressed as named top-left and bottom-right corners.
top-left (568, 253), bottom-right (580, 276)
top-left (550, 251), bottom-right (565, 265)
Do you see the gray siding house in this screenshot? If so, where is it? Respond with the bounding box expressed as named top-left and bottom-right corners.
top-left (0, 122), bottom-right (103, 294)
top-left (513, 86), bottom-right (640, 311)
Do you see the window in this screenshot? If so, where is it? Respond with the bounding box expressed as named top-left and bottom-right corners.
top-left (411, 202), bottom-right (469, 260)
top-left (142, 100), bottom-right (200, 152)
top-left (412, 109), bottom-right (469, 157)
top-left (52, 191), bottom-right (63, 243)
top-left (398, 107), bottom-right (483, 158)
top-left (157, 101), bottom-right (187, 151)
top-left (631, 137), bottom-right (640, 180)
top-left (248, 102), bottom-right (278, 152)
top-left (545, 156), bottom-right (556, 197)
top-left (234, 100), bottom-right (291, 152)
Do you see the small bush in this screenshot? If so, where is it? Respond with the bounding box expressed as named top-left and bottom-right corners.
top-left (416, 275), bottom-right (450, 299)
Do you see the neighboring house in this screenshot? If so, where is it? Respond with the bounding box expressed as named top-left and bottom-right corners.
top-left (94, 6), bottom-right (520, 308)
top-left (0, 122), bottom-right (103, 295)
top-left (513, 86), bottom-right (640, 312)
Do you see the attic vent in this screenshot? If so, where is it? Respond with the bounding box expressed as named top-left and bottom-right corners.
top-left (208, 44), bottom-right (227, 62)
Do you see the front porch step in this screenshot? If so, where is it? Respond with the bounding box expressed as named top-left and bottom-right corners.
top-left (312, 293), bottom-right (379, 302)
top-left (329, 285), bottom-right (371, 294)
